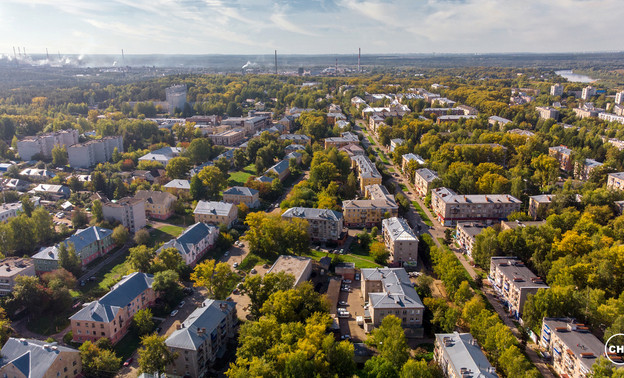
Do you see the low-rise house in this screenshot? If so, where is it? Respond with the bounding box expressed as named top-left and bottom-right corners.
top-left (508, 128), bottom-right (535, 137)
top-left (414, 168), bottom-right (439, 197)
top-left (536, 106), bottom-right (560, 120)
top-left (33, 226), bottom-right (115, 273)
top-left (30, 184), bottom-right (70, 199)
top-left (0, 178), bottom-right (30, 191)
top-left (489, 257), bottom-right (548, 320)
top-left (284, 144), bottom-right (306, 154)
top-left (132, 169), bottom-right (167, 184)
top-left (528, 194), bottom-right (553, 219)
top-left (223, 186), bottom-right (260, 208)
top-left (138, 146), bottom-right (183, 167)
top-left (488, 115), bottom-right (512, 127)
top-left (157, 222), bottom-right (218, 266)
top-left (382, 217), bottom-right (418, 264)
top-left (499, 220), bottom-right (545, 231)
top-left (20, 168), bottom-right (56, 180)
top-left (431, 187), bottom-right (522, 227)
top-left (134, 190), bottom-right (177, 220)
top-left (285, 151), bottom-right (303, 165)
top-left (70, 272), bottom-right (156, 344)
top-left (165, 300), bottom-right (237, 377)
top-left (163, 179), bottom-right (191, 196)
top-left (194, 201), bottom-right (238, 228)
top-left (0, 338), bottom-right (82, 378)
top-left (0, 202), bottom-right (23, 223)
top-left (281, 207), bottom-right (344, 243)
top-left (401, 153), bottom-right (425, 172)
top-left (267, 255), bottom-right (313, 286)
top-left (0, 258), bottom-right (35, 296)
top-left (540, 318), bottom-right (606, 377)
top-left (575, 158), bottom-right (603, 181)
top-left (607, 172), bottom-right (624, 191)
top-left (360, 268), bottom-right (424, 331)
top-left (266, 160), bottom-right (290, 181)
top-left (389, 138), bottom-right (404, 152)
top-left (102, 197), bottom-right (146, 232)
top-left (434, 332), bottom-right (498, 378)
top-left (455, 222), bottom-right (488, 259)
top-left (279, 134), bottom-right (311, 145)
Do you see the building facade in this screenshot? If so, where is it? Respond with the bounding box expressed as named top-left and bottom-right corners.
top-left (351, 155), bottom-right (382, 192)
top-left (455, 222), bottom-right (488, 259)
top-left (0, 338), bottom-right (82, 378)
top-left (528, 194), bottom-right (552, 220)
top-left (434, 332), bottom-right (498, 378)
top-left (0, 258), bottom-right (35, 296)
top-left (194, 201), bottom-right (238, 228)
top-left (102, 197), bottom-right (146, 233)
top-left (382, 217), bottom-right (418, 264)
top-left (134, 190), bottom-right (177, 220)
top-left (607, 172), bottom-right (624, 191)
top-left (414, 168), bottom-right (439, 197)
top-left (281, 207), bottom-right (344, 242)
top-left (223, 186), bottom-right (260, 208)
top-left (17, 129), bottom-right (79, 161)
top-left (67, 136), bottom-right (123, 168)
top-left (266, 255), bottom-right (313, 286)
top-left (157, 222), bottom-right (218, 267)
top-left (0, 202), bottom-right (22, 223)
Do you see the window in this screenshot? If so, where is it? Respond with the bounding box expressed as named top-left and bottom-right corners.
top-left (76, 322), bottom-right (80, 326)
top-left (100, 324), bottom-right (104, 328)
top-left (73, 361), bottom-right (77, 366)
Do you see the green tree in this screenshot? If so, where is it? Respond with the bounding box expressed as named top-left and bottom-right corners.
top-left (197, 166), bottom-right (227, 200)
top-left (20, 196), bottom-right (34, 217)
top-left (165, 156), bottom-right (191, 179)
top-left (133, 308), bottom-right (155, 336)
top-left (400, 359), bottom-right (437, 378)
top-left (370, 241), bottom-right (390, 265)
top-left (92, 199), bottom-right (103, 223)
top-left (183, 138), bottom-right (212, 164)
top-left (133, 229), bottom-right (150, 246)
top-left (126, 245), bottom-right (155, 273)
top-left (0, 308), bottom-right (12, 346)
top-left (72, 208), bottom-right (89, 229)
top-left (364, 356), bottom-right (398, 378)
top-left (260, 282), bottom-right (329, 323)
top-left (79, 340), bottom-right (122, 378)
top-left (152, 248), bottom-right (185, 274)
top-left (152, 269), bottom-right (182, 303)
top-left (454, 280), bottom-right (473, 306)
top-left (58, 242), bottom-right (82, 276)
top-left (189, 175), bottom-right (205, 200)
top-left (12, 275), bottom-right (45, 314)
top-left (244, 212), bottom-right (309, 259)
top-left (191, 260), bottom-right (237, 300)
top-left (366, 315), bottom-right (410, 367)
top-left (112, 225), bottom-right (129, 245)
top-left (31, 207), bottom-right (55, 244)
top-left (137, 334), bottom-right (177, 374)
top-left (51, 145), bottom-right (68, 167)
top-left (233, 148), bottom-right (247, 169)
top-left (241, 272), bottom-right (295, 319)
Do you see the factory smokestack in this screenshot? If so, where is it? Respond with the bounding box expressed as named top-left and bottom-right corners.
top-left (274, 50), bottom-right (278, 75)
top-left (46, 48), bottom-right (49, 60)
top-left (121, 49), bottom-right (125, 65)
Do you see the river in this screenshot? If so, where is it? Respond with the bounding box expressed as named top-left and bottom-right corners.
top-left (555, 70), bottom-right (597, 83)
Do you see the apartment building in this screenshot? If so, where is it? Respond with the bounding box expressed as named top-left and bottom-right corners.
top-left (281, 207), bottom-right (344, 242)
top-left (434, 332), bottom-right (498, 378)
top-left (279, 134), bottom-right (311, 145)
top-left (437, 115), bottom-right (478, 124)
top-left (382, 217), bottom-right (418, 264)
top-left (134, 190), bottom-right (177, 220)
top-left (616, 91), bottom-right (624, 105)
top-left (581, 85), bottom-right (596, 101)
top-left (455, 222), bottom-right (488, 259)
top-left (70, 272), bottom-right (156, 344)
top-left (343, 184), bottom-right (398, 227)
top-left (266, 160), bottom-right (290, 181)
top-left (390, 138), bottom-right (404, 152)
top-left (401, 153), bottom-right (425, 172)
top-left (414, 168), bottom-right (439, 197)
top-left (431, 187), bottom-right (522, 227)
top-left (0, 258), bottom-right (35, 296)
top-left (607, 172), bottom-right (624, 191)
top-left (138, 146), bottom-right (183, 167)
top-left (540, 318), bottom-right (606, 378)
top-left (17, 129), bottom-right (79, 160)
top-left (223, 186), bottom-right (260, 208)
top-left (0, 202), bottom-right (22, 223)
top-left (551, 83), bottom-right (564, 96)
top-left (528, 194), bottom-right (552, 219)
top-left (163, 179), bottom-right (191, 196)
top-left (324, 132), bottom-right (359, 149)
top-left (488, 115), bottom-right (512, 127)
top-left (536, 106), bottom-right (560, 120)
top-left (67, 136), bottom-right (123, 168)
top-left (267, 255), bottom-right (313, 287)
top-left (360, 268), bottom-right (424, 331)
top-left (575, 158), bottom-right (603, 181)
top-left (423, 108), bottom-right (466, 116)
top-left (599, 112), bottom-right (624, 125)
top-left (339, 143), bottom-right (365, 157)
top-left (193, 201), bottom-right (238, 228)
top-left (157, 222), bottom-right (218, 267)
top-left (165, 300), bottom-right (237, 377)
top-left (102, 197), bottom-right (146, 232)
top-left (0, 338), bottom-right (82, 378)
top-left (351, 155), bottom-right (382, 192)
top-left (489, 257), bottom-right (549, 319)
top-left (208, 128), bottom-right (245, 146)
top-left (221, 115), bottom-right (270, 136)
top-left (33, 226), bottom-right (115, 273)
top-left (166, 84), bottom-right (187, 112)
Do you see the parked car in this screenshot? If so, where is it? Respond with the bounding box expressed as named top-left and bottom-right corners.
top-left (178, 300), bottom-right (185, 308)
top-left (233, 262), bottom-right (239, 268)
top-left (341, 334), bottom-right (351, 340)
top-left (250, 268), bottom-right (257, 274)
top-left (338, 301), bottom-right (348, 306)
top-left (343, 279), bottom-right (352, 284)
top-left (123, 358), bottom-right (133, 367)
top-left (337, 307), bottom-right (347, 313)
top-left (224, 251), bottom-right (229, 257)
top-left (338, 311), bottom-right (350, 318)
top-left (354, 273), bottom-right (360, 281)
top-left (232, 288), bottom-right (239, 295)
top-left (170, 309), bottom-right (179, 317)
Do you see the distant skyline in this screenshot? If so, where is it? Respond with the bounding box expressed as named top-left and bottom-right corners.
top-left (1, 0), bottom-right (622, 56)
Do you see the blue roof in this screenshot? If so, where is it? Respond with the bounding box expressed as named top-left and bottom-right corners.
top-left (157, 222), bottom-right (217, 256)
top-left (165, 299), bottom-right (235, 350)
top-left (0, 338), bottom-right (79, 378)
top-left (256, 175), bottom-right (274, 183)
top-left (70, 272), bottom-right (153, 322)
top-left (63, 226), bottom-right (112, 254)
top-left (267, 159), bottom-right (289, 175)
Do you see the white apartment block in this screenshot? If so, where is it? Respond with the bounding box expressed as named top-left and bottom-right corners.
top-left (581, 86), bottom-right (596, 101)
top-left (102, 197), bottom-right (146, 232)
top-left (431, 187), bottom-right (522, 227)
top-left (615, 91), bottom-right (624, 105)
top-left (0, 202), bottom-right (22, 223)
top-left (607, 172), bottom-right (624, 191)
top-left (599, 112), bottom-right (624, 125)
top-left (382, 217), bottom-right (418, 264)
top-left (550, 84), bottom-right (564, 96)
top-left (17, 129), bottom-right (79, 160)
top-left (166, 84), bottom-right (187, 113)
top-left (536, 107), bottom-right (559, 120)
top-left (434, 332), bottom-right (498, 378)
top-left (414, 168), bottom-right (439, 197)
top-left (68, 136), bottom-right (123, 168)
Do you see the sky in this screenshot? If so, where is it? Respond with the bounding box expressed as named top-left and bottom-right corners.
top-left (0, 0), bottom-right (622, 56)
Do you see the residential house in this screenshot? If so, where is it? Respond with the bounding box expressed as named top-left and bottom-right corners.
top-left (455, 222), bottom-right (488, 260)
top-left (134, 190), bottom-right (177, 220)
top-left (0, 258), bottom-right (35, 296)
top-left (223, 186), bottom-right (260, 208)
top-left (343, 184), bottom-right (398, 227)
top-left (324, 132), bottom-right (359, 149)
top-left (351, 155), bottom-right (382, 192)
top-left (194, 201), bottom-right (238, 228)
top-left (279, 134), bottom-right (311, 145)
top-left (339, 143), bottom-right (365, 157)
top-left (0, 178), bottom-right (30, 192)
top-left (20, 168), bottom-right (55, 180)
top-left (414, 168), bottom-right (439, 197)
top-left (157, 222), bottom-right (218, 266)
top-left (266, 160), bottom-right (290, 181)
top-left (17, 129), bottom-right (79, 160)
top-left (0, 202), bottom-right (22, 223)
top-left (208, 128), bottom-right (245, 146)
top-left (165, 300), bottom-right (237, 377)
top-left (138, 147), bottom-right (183, 167)
top-left (33, 226), bottom-right (115, 273)
top-left (607, 172), bottom-right (624, 191)
top-left (282, 207), bottom-right (344, 243)
top-left (70, 272), bottom-right (156, 344)
top-left (284, 144), bottom-right (306, 154)
top-left (536, 106), bottom-right (560, 120)
top-left (389, 138), bottom-right (404, 152)
top-left (434, 332), bottom-right (498, 378)
top-left (0, 338), bottom-right (82, 378)
top-left (382, 217), bottom-right (418, 264)
top-left (431, 187), bottom-right (522, 227)
top-left (436, 115), bottom-right (478, 124)
top-left (548, 145), bottom-right (574, 172)
top-left (540, 318), bottom-right (606, 377)
top-left (67, 136), bottom-right (123, 168)
top-left (401, 153), bottom-right (425, 172)
top-left (102, 197), bottom-right (146, 232)
top-left (285, 151), bottom-right (303, 165)
top-left (360, 268), bottom-right (424, 332)
top-left (489, 257), bottom-right (549, 320)
top-left (575, 158), bottom-right (603, 181)
top-left (599, 112), bottom-right (624, 125)
top-left (267, 255), bottom-right (313, 286)
top-left (508, 129), bottom-right (535, 137)
top-left (488, 115), bottom-right (512, 127)
top-left (132, 169), bottom-right (167, 185)
top-left (30, 184), bottom-right (70, 199)
top-left (163, 179), bottom-right (191, 196)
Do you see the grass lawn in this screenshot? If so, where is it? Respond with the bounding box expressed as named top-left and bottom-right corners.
top-left (367, 135), bottom-right (375, 144)
top-left (79, 248), bottom-right (133, 297)
top-left (399, 183), bottom-right (408, 192)
top-left (412, 201), bottom-right (434, 227)
top-left (304, 249), bottom-right (381, 269)
top-left (228, 164), bottom-right (256, 186)
top-left (149, 224), bottom-right (184, 247)
top-left (239, 253), bottom-right (270, 271)
top-left (27, 312), bottom-right (71, 335)
top-left (115, 328), bottom-right (142, 361)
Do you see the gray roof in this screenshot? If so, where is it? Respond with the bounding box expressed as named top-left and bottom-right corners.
top-left (402, 153), bottom-right (426, 165)
top-left (157, 222), bottom-right (217, 256)
top-left (70, 272), bottom-right (153, 322)
top-left (280, 134), bottom-right (311, 142)
top-left (608, 172), bottom-right (624, 180)
top-left (491, 257), bottom-right (548, 289)
top-left (285, 151), bottom-right (303, 160)
top-left (282, 207), bottom-right (343, 221)
top-left (542, 318), bottom-right (605, 372)
top-left (33, 245), bottom-right (59, 261)
top-left (433, 187), bottom-right (521, 205)
top-left (382, 217), bottom-right (417, 242)
top-left (267, 159), bottom-right (290, 175)
top-left (0, 338), bottom-right (79, 378)
top-left (163, 179), bottom-right (191, 190)
top-left (456, 222), bottom-right (489, 238)
top-left (194, 201), bottom-right (235, 216)
top-left (33, 226), bottom-right (113, 261)
top-left (223, 186), bottom-right (259, 197)
top-left (390, 138), bottom-right (405, 145)
top-left (529, 194), bottom-right (553, 203)
top-left (284, 144), bottom-right (306, 152)
top-left (166, 299), bottom-right (235, 350)
top-left (135, 190), bottom-right (176, 205)
top-left (361, 268), bottom-right (424, 310)
top-left (352, 155), bottom-right (381, 179)
top-left (549, 145), bottom-right (573, 155)
top-left (489, 115), bottom-right (512, 124)
top-left (435, 332), bottom-right (498, 378)
top-left (415, 168), bottom-right (439, 182)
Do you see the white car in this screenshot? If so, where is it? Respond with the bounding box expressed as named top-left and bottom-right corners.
top-left (338, 301), bottom-right (348, 306)
top-left (170, 309), bottom-right (179, 317)
top-left (343, 279), bottom-right (352, 284)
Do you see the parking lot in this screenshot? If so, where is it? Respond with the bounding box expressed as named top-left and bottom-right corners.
top-left (337, 277), bottom-right (368, 342)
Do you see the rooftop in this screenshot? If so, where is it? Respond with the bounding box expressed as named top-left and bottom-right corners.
top-left (163, 179), bottom-right (191, 190)
top-left (432, 187), bottom-right (521, 205)
top-left (543, 318), bottom-right (605, 372)
top-left (456, 222), bottom-right (489, 238)
top-left (415, 168), bottom-right (439, 183)
top-left (435, 332), bottom-right (498, 378)
top-left (402, 153), bottom-right (426, 165)
top-left (361, 268), bottom-right (424, 310)
top-left (382, 217), bottom-right (417, 242)
top-left (282, 207), bottom-right (343, 221)
top-left (223, 186), bottom-right (259, 197)
top-left (194, 201), bottom-right (235, 216)
top-left (608, 172), bottom-right (624, 180)
top-left (0, 338), bottom-right (79, 378)
top-left (491, 257), bottom-right (548, 289)
top-left (135, 190), bottom-right (176, 205)
top-left (267, 255), bottom-right (313, 286)
top-left (157, 222), bottom-right (217, 257)
top-left (0, 258), bottom-right (33, 277)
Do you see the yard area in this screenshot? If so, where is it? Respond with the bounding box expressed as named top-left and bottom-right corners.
top-left (228, 164), bottom-right (256, 186)
top-left (305, 249), bottom-right (381, 269)
top-left (149, 224), bottom-right (184, 247)
top-left (412, 201), bottom-right (434, 227)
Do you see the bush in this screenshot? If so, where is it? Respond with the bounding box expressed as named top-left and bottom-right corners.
top-left (63, 331), bottom-right (73, 344)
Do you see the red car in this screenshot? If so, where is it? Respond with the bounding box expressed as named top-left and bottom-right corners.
top-left (123, 358), bottom-right (133, 367)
